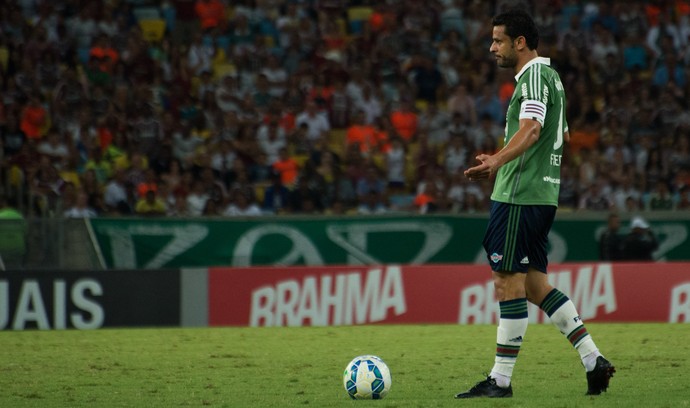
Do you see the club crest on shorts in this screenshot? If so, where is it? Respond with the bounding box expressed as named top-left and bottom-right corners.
top-left (490, 253), bottom-right (503, 263)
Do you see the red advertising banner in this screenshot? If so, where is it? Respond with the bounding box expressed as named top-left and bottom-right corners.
top-left (208, 263), bottom-right (690, 326)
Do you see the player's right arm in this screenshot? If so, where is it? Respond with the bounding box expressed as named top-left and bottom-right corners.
top-left (464, 118), bottom-right (541, 181)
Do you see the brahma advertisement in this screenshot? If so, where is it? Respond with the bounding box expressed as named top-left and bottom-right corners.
top-left (208, 263), bottom-right (690, 326)
top-left (2, 263), bottom-right (689, 330)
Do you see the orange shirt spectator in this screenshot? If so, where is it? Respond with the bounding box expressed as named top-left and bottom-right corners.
top-left (369, 5), bottom-right (394, 32)
top-left (280, 111), bottom-right (296, 133)
top-left (272, 148), bottom-right (299, 186)
top-left (89, 35), bottom-right (119, 73)
top-left (195, 0), bottom-right (226, 31)
top-left (498, 80), bottom-right (515, 107)
top-left (20, 96), bottom-right (48, 140)
top-left (569, 123), bottom-right (600, 155)
top-left (389, 101), bottom-right (418, 142)
top-left (346, 124), bottom-right (377, 154)
top-left (137, 181), bottom-right (158, 198)
top-left (137, 169), bottom-right (159, 198)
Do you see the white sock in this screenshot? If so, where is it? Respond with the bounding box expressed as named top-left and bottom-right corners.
top-left (490, 298), bottom-right (528, 388)
top-left (540, 289), bottom-right (601, 370)
top-left (582, 350), bottom-right (603, 372)
top-left (489, 371), bottom-right (512, 388)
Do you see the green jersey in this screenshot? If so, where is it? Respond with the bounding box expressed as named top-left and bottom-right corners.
top-left (491, 57), bottom-right (568, 206)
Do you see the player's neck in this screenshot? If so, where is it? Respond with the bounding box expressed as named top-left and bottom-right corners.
top-left (514, 50), bottom-right (540, 75)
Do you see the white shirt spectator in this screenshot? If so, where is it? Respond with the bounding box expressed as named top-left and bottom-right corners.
top-left (258, 129), bottom-right (287, 165)
top-left (261, 57), bottom-right (288, 98)
top-left (385, 144), bottom-right (406, 185)
top-left (187, 36), bottom-right (214, 76)
top-left (355, 91), bottom-right (383, 125)
top-left (224, 203), bottom-right (263, 216)
top-left (104, 180), bottom-right (127, 207)
top-left (295, 103), bottom-right (331, 142)
top-left (215, 76), bottom-right (243, 113)
top-left (186, 182), bottom-right (209, 216)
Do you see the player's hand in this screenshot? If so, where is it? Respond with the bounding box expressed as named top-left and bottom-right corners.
top-left (464, 154), bottom-right (498, 181)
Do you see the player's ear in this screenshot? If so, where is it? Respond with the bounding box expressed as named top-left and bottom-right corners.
top-left (514, 36), bottom-right (526, 50)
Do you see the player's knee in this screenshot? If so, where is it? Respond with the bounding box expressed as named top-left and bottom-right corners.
top-left (525, 282), bottom-right (553, 306)
top-left (492, 273), bottom-right (525, 301)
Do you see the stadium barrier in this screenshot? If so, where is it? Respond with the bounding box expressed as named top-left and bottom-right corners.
top-left (2, 263), bottom-right (689, 330)
top-left (88, 214), bottom-right (690, 269)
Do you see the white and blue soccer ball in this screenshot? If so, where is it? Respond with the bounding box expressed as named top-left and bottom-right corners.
top-left (343, 355), bottom-right (392, 399)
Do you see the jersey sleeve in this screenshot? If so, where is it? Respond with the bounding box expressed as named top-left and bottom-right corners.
top-left (516, 64), bottom-right (552, 126)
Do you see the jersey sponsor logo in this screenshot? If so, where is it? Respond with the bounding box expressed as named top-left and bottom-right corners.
top-left (490, 253), bottom-right (503, 263)
top-left (542, 176), bottom-right (561, 185)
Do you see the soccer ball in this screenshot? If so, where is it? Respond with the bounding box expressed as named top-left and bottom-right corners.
top-left (342, 355), bottom-right (392, 399)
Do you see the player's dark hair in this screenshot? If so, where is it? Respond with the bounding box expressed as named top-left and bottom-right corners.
top-left (492, 10), bottom-right (539, 50)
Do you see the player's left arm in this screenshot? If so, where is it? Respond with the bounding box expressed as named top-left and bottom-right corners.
top-left (464, 117), bottom-right (541, 180)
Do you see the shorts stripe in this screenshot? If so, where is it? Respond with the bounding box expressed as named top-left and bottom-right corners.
top-left (503, 206), bottom-right (521, 271)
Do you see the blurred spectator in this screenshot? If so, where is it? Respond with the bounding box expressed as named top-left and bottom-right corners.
top-left (678, 186), bottom-right (690, 210)
top-left (103, 168), bottom-right (132, 214)
top-left (0, 194), bottom-right (26, 269)
top-left (357, 190), bottom-right (388, 215)
top-left (345, 110), bottom-right (378, 156)
top-left (418, 101), bottom-right (451, 147)
top-left (599, 212), bottom-right (624, 261)
top-left (578, 181), bottom-right (613, 211)
top-left (30, 158), bottom-right (66, 216)
top-left (187, 32), bottom-right (214, 76)
top-left (446, 83), bottom-right (477, 126)
top-left (612, 174), bottom-right (642, 211)
top-left (295, 100), bottom-right (330, 144)
top-left (289, 176), bottom-right (322, 214)
top-left (224, 189), bottom-right (262, 217)
top-left (384, 137), bottom-right (407, 191)
top-left (354, 85), bottom-right (383, 125)
top-left (443, 134), bottom-right (469, 176)
top-left (621, 216), bottom-right (658, 261)
top-left (652, 55), bottom-right (687, 89)
top-left (186, 179), bottom-right (209, 216)
top-left (20, 94), bottom-right (48, 141)
top-left (414, 180), bottom-right (439, 214)
top-left (135, 189), bottom-right (167, 216)
top-left (408, 55), bottom-right (445, 104)
top-left (646, 180), bottom-right (675, 210)
top-left (63, 190), bottom-right (98, 218)
top-left (37, 128), bottom-right (70, 169)
top-left (389, 99), bottom-right (418, 143)
top-left (195, 0), bottom-right (227, 32)
top-left (262, 172), bottom-right (291, 214)
top-left (272, 147), bottom-right (300, 188)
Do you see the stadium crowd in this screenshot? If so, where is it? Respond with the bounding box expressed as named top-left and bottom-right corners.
top-left (1, 0), bottom-right (690, 218)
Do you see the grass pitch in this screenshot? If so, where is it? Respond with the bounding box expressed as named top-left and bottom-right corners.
top-left (0, 323), bottom-right (688, 407)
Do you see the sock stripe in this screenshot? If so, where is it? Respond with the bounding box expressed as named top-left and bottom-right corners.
top-left (499, 298), bottom-right (528, 319)
top-left (540, 289), bottom-right (569, 317)
top-left (567, 325), bottom-right (589, 347)
top-left (496, 344), bottom-right (521, 358)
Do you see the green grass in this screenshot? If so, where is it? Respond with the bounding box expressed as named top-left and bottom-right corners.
top-left (0, 324), bottom-right (688, 407)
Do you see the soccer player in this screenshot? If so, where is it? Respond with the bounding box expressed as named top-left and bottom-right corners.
top-left (455, 10), bottom-right (615, 398)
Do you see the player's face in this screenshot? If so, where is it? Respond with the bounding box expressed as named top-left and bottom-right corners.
top-left (490, 25), bottom-right (518, 68)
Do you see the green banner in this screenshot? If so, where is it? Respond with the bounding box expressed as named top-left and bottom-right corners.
top-left (89, 214), bottom-right (690, 269)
